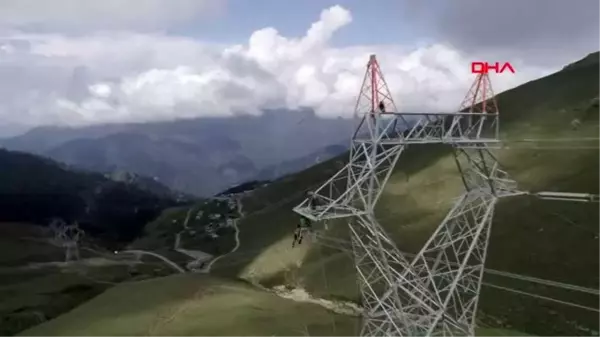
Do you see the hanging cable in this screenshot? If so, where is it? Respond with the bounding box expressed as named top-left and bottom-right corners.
top-left (214, 241), bottom-right (600, 315)
top-left (540, 209), bottom-right (598, 235)
top-left (492, 136), bottom-right (600, 150)
top-left (498, 146), bottom-right (598, 150)
top-left (305, 234), bottom-right (599, 297)
top-left (484, 269), bottom-right (599, 296)
top-left (408, 243), bottom-right (593, 315)
top-left (482, 282), bottom-right (600, 313)
top-left (396, 250), bottom-right (599, 296)
top-left (501, 137), bottom-right (600, 143)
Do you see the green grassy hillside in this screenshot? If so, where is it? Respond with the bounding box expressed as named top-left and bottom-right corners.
top-left (0, 223), bottom-right (176, 335)
top-left (21, 272), bottom-right (527, 336)
top-left (210, 52), bottom-right (600, 336)
top-left (20, 274), bottom-right (359, 336)
top-left (0, 149), bottom-right (188, 335)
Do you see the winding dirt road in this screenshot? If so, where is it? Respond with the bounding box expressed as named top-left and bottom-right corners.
top-left (202, 197), bottom-right (244, 272)
top-left (174, 208), bottom-right (213, 270)
top-left (119, 249), bottom-right (185, 273)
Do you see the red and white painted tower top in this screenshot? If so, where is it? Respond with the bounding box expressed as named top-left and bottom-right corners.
top-left (355, 54), bottom-right (398, 117)
top-left (458, 72), bottom-right (499, 114)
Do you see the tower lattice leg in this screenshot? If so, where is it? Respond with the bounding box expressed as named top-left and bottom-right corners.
top-left (292, 55), bottom-right (519, 336)
top-left (403, 145), bottom-right (521, 336)
top-left (65, 243), bottom-right (80, 262)
top-left (349, 214), bottom-right (441, 336)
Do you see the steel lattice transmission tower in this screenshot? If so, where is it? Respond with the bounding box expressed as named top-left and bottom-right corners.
top-left (293, 55), bottom-right (523, 336)
top-left (402, 72), bottom-right (525, 336)
top-left (50, 219), bottom-right (84, 262)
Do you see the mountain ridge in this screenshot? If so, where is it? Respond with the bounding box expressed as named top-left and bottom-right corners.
top-left (0, 148), bottom-right (185, 243)
top-left (0, 108), bottom-right (354, 196)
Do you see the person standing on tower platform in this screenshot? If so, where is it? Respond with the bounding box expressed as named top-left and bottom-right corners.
top-left (370, 101), bottom-right (386, 134)
top-left (307, 191), bottom-right (318, 211)
top-left (378, 100), bottom-right (386, 113)
top-left (374, 100), bottom-right (388, 135)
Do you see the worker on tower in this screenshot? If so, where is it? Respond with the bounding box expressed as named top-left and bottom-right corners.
top-left (369, 100), bottom-right (386, 135)
top-left (307, 191), bottom-right (318, 211)
top-left (292, 216), bottom-right (312, 247)
top-left (292, 191), bottom-right (319, 247)
top-left (292, 222), bottom-right (301, 247)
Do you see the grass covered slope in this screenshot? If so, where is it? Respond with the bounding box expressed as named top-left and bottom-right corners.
top-left (0, 223), bottom-right (161, 336)
top-left (21, 274), bottom-right (359, 336)
top-left (211, 53), bottom-right (599, 335)
top-left (21, 272), bottom-right (526, 336)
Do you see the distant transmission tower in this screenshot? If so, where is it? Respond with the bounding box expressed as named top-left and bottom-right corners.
top-left (293, 54), bottom-right (522, 336)
top-left (50, 219), bottom-right (84, 262)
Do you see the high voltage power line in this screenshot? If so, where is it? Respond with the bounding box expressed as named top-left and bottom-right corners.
top-left (482, 282), bottom-right (599, 313)
top-left (200, 238), bottom-right (599, 315)
top-left (200, 238), bottom-right (599, 299)
top-left (287, 57), bottom-right (598, 334)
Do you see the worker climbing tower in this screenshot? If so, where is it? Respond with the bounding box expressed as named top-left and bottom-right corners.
top-left (293, 55), bottom-right (522, 336)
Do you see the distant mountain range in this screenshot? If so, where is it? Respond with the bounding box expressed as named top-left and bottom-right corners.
top-left (0, 108), bottom-right (354, 196)
top-left (0, 148), bottom-right (184, 242)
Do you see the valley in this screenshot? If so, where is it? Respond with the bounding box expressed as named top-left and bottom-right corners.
top-left (0, 52), bottom-right (598, 336)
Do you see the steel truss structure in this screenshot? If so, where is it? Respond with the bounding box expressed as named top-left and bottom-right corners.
top-left (50, 218), bottom-right (84, 262)
top-left (293, 54), bottom-right (523, 336)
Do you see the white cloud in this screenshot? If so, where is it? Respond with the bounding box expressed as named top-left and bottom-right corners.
top-left (404, 0), bottom-right (599, 68)
top-left (89, 83), bottom-right (111, 98)
top-left (0, 5), bottom-right (559, 129)
top-left (0, 0), bottom-right (222, 30)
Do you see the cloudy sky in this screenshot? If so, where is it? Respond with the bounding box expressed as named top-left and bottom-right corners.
top-left (0, 0), bottom-right (597, 135)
